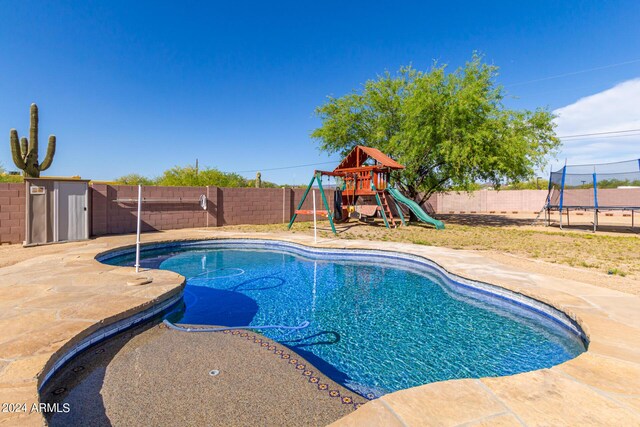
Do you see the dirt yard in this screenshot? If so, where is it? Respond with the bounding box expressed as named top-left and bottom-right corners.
top-left (223, 213), bottom-right (640, 296)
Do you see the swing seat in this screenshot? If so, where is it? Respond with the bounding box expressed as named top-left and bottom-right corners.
top-left (356, 205), bottom-right (379, 217)
top-left (294, 209), bottom-right (330, 216)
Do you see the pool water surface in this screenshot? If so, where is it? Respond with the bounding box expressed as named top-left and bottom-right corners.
top-left (103, 241), bottom-right (586, 398)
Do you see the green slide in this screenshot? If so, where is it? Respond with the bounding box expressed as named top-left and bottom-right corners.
top-left (387, 187), bottom-right (445, 230)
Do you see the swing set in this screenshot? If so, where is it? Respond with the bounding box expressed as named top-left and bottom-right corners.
top-left (288, 145), bottom-right (409, 235)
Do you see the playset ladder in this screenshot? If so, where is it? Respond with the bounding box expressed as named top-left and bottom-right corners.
top-left (379, 191), bottom-right (397, 228)
top-left (372, 188), bottom-right (393, 229)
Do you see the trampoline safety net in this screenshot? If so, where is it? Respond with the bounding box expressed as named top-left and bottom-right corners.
top-left (546, 158), bottom-right (640, 211)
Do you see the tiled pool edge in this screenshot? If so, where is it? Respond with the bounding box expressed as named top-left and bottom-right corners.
top-left (216, 328), bottom-right (369, 409)
top-left (97, 238), bottom-right (588, 345)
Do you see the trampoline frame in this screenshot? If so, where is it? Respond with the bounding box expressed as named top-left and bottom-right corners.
top-left (543, 159), bottom-right (640, 232)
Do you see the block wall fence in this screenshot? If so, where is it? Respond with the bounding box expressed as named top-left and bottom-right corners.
top-left (90, 184), bottom-right (335, 236)
top-left (427, 190), bottom-right (549, 214)
top-left (0, 183), bottom-right (637, 244)
top-left (0, 183), bottom-right (25, 244)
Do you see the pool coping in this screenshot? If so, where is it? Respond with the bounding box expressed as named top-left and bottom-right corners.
top-left (1, 229), bottom-right (639, 426)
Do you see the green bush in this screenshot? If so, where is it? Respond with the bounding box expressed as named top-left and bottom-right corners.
top-left (0, 162), bottom-right (23, 182)
top-left (115, 165), bottom-right (281, 188)
top-left (113, 173), bottom-right (155, 185)
top-left (0, 174), bottom-right (23, 183)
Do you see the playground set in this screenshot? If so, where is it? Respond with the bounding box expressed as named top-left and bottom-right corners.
top-left (288, 145), bottom-right (445, 235)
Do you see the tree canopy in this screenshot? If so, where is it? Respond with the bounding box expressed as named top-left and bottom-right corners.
top-left (114, 173), bottom-right (155, 186)
top-left (311, 54), bottom-right (561, 203)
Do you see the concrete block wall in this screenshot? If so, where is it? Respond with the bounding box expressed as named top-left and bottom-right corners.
top-left (593, 188), bottom-right (640, 209)
top-left (90, 185), bottom-right (335, 236)
top-left (434, 190), bottom-right (549, 214)
top-left (0, 183), bottom-right (25, 244)
top-left (218, 187), bottom-right (289, 226)
top-left (486, 189), bottom-right (549, 213)
top-left (535, 188), bottom-right (640, 213)
top-left (91, 184), bottom-right (215, 235)
top-left (432, 188), bottom-right (640, 215)
top-left (1, 184), bottom-right (637, 244)
top-left (181, 187), bottom-right (335, 226)
top-left (559, 188), bottom-right (595, 208)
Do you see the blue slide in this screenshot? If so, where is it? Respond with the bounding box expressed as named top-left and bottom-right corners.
top-left (387, 187), bottom-right (445, 230)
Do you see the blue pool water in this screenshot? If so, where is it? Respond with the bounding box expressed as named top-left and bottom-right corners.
top-left (103, 241), bottom-right (586, 398)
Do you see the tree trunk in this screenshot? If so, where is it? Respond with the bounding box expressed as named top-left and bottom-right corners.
top-left (406, 187), bottom-right (420, 223)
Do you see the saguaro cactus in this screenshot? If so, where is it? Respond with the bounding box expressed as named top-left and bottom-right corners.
top-left (9, 103), bottom-right (56, 178)
top-left (255, 171), bottom-right (262, 188)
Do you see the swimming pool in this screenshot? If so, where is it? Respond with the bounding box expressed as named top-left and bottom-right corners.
top-left (101, 240), bottom-right (586, 398)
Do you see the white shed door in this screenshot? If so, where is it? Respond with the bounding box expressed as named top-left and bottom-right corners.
top-left (57, 182), bottom-right (87, 242)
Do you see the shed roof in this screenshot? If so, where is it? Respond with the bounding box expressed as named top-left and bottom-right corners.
top-left (333, 145), bottom-right (404, 171)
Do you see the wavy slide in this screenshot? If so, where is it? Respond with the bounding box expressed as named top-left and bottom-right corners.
top-left (387, 187), bottom-right (445, 230)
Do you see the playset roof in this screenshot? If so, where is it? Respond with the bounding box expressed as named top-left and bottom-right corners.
top-left (333, 145), bottom-right (404, 172)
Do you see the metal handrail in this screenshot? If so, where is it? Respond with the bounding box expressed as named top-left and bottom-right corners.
top-left (113, 197), bottom-right (202, 203)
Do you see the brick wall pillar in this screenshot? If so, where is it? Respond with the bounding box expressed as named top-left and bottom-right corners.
top-left (215, 187), bottom-right (224, 226)
top-left (205, 186), bottom-right (220, 227)
top-left (283, 187), bottom-right (294, 223)
top-left (0, 183), bottom-right (25, 244)
top-left (90, 184), bottom-right (108, 236)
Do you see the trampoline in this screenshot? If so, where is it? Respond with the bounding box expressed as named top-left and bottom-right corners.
top-left (545, 158), bottom-right (640, 231)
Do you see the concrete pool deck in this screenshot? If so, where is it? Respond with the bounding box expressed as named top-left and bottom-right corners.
top-left (0, 229), bottom-right (639, 426)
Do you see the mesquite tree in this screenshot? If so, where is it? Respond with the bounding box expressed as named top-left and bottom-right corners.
top-left (311, 54), bottom-right (560, 209)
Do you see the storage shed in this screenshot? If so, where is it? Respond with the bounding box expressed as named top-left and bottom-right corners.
top-left (25, 178), bottom-right (90, 245)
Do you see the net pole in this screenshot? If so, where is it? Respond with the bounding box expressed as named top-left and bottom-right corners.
top-left (559, 209), bottom-right (562, 229)
top-left (559, 162), bottom-right (567, 230)
top-left (313, 189), bottom-right (317, 243)
top-left (135, 184), bottom-right (142, 273)
top-left (593, 168), bottom-right (598, 232)
top-left (544, 165), bottom-right (553, 227)
top-left (544, 203), bottom-right (549, 226)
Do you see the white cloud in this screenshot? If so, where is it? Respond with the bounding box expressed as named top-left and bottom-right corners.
top-left (551, 78), bottom-right (640, 169)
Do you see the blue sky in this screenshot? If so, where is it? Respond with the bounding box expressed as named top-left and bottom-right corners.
top-left (1, 1), bottom-right (639, 184)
